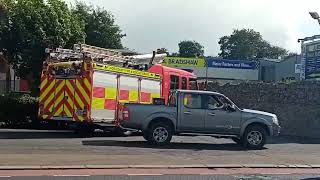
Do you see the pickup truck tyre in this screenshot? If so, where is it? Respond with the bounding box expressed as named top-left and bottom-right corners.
top-left (243, 125), bottom-right (267, 150)
top-left (142, 131), bottom-right (150, 141)
top-left (147, 122), bottom-right (173, 145)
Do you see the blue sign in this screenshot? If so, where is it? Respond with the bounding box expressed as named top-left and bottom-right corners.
top-left (206, 58), bottom-right (258, 70)
top-left (304, 42), bottom-right (320, 80)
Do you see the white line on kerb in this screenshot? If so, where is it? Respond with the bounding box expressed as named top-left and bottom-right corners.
top-left (53, 174), bottom-right (90, 177)
top-left (0, 176), bottom-right (11, 178)
top-left (128, 174), bottom-right (163, 176)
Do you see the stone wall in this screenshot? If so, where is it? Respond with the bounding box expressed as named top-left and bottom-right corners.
top-left (207, 81), bottom-right (320, 138)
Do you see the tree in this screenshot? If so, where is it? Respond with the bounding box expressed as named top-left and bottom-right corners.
top-left (178, 40), bottom-right (204, 57)
top-left (0, 0), bottom-right (85, 93)
top-left (218, 29), bottom-right (288, 60)
top-left (72, 2), bottom-right (125, 49)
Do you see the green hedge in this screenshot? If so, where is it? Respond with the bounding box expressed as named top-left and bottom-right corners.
top-left (0, 93), bottom-right (38, 128)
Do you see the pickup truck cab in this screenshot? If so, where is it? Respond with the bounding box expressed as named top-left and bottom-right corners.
top-left (118, 90), bottom-right (280, 149)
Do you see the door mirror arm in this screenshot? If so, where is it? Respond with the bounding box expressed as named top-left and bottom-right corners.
top-left (223, 104), bottom-right (236, 112)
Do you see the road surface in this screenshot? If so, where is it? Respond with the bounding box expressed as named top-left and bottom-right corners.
top-left (0, 129), bottom-right (320, 166)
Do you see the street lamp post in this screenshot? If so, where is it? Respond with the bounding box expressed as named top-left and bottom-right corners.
top-left (309, 12), bottom-right (320, 25)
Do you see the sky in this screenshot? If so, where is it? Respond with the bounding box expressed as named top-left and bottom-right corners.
top-left (66, 0), bottom-right (320, 56)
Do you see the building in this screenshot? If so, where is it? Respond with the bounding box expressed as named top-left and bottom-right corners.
top-left (0, 51), bottom-right (29, 93)
top-left (162, 57), bottom-right (259, 84)
top-left (259, 55), bottom-right (301, 82)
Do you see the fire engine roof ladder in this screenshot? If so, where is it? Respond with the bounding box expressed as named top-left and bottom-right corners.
top-left (47, 44), bottom-right (166, 66)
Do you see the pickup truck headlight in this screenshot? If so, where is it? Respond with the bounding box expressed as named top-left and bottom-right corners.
top-left (272, 116), bottom-right (279, 125)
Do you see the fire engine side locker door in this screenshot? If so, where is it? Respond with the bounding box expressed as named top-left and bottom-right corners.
top-left (140, 79), bottom-right (161, 104)
top-left (91, 71), bottom-right (118, 122)
top-left (119, 75), bottom-right (139, 104)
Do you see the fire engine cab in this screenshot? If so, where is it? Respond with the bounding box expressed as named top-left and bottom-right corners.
top-left (38, 44), bottom-right (197, 134)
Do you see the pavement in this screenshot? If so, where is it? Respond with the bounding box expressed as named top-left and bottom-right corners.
top-left (1, 129), bottom-right (320, 178)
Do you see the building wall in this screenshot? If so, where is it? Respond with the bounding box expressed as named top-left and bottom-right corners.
top-left (275, 55), bottom-right (301, 81)
top-left (208, 81), bottom-right (320, 138)
top-left (189, 67), bottom-right (259, 80)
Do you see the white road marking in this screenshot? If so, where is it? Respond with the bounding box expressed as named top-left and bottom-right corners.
top-left (128, 174), bottom-right (163, 176)
top-left (0, 176), bottom-right (11, 178)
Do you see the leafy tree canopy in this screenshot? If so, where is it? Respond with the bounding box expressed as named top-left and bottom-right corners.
top-left (178, 40), bottom-right (204, 58)
top-left (218, 29), bottom-right (288, 60)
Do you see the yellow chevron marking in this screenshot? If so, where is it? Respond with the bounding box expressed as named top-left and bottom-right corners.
top-left (39, 80), bottom-right (54, 102)
top-left (75, 94), bottom-right (84, 108)
top-left (76, 81), bottom-right (90, 104)
top-left (83, 78), bottom-right (91, 92)
top-left (54, 105), bottom-right (63, 116)
top-left (40, 78), bottom-right (48, 90)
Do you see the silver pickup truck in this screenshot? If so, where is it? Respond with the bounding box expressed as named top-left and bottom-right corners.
top-left (118, 90), bottom-right (280, 149)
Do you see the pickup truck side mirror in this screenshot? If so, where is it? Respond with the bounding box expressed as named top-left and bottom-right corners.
top-left (223, 104), bottom-right (236, 112)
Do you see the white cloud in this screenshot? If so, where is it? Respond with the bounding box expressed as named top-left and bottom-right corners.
top-left (66, 0), bottom-right (320, 55)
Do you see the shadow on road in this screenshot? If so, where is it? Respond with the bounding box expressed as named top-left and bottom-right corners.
top-left (0, 129), bottom-right (133, 139)
top-left (81, 139), bottom-right (251, 151)
top-left (269, 136), bottom-right (320, 144)
top-left (0, 130), bottom-right (79, 139)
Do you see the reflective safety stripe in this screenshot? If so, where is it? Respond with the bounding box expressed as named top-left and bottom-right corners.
top-left (74, 75), bottom-right (92, 122)
top-left (105, 88), bottom-right (117, 99)
top-left (129, 90), bottom-right (139, 102)
top-left (92, 98), bottom-right (105, 110)
top-left (93, 63), bottom-right (160, 79)
top-left (39, 76), bottom-right (56, 119)
top-left (140, 92), bottom-right (151, 103)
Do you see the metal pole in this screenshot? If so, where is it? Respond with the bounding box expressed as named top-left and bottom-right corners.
top-left (205, 59), bottom-right (208, 90)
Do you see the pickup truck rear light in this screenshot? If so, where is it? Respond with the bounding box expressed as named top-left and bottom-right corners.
top-left (122, 106), bottom-right (130, 121)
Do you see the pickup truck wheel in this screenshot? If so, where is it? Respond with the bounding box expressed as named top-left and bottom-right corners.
top-left (243, 125), bottom-right (267, 150)
top-left (148, 122), bottom-right (172, 145)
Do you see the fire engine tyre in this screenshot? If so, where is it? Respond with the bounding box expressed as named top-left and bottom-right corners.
top-left (242, 125), bottom-right (267, 150)
top-left (75, 124), bottom-right (95, 138)
top-left (147, 122), bottom-right (173, 145)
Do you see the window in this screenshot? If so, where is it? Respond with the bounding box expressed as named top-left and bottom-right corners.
top-left (182, 77), bottom-right (187, 89)
top-left (207, 95), bottom-right (224, 110)
top-left (183, 93), bottom-right (202, 109)
top-left (189, 78), bottom-right (198, 90)
top-left (170, 75), bottom-right (179, 90)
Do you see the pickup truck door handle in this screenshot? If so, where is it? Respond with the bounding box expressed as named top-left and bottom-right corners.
top-left (184, 111), bottom-right (192, 115)
top-left (208, 113), bottom-right (215, 116)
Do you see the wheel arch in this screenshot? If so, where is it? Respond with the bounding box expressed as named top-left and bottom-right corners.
top-left (145, 117), bottom-right (175, 133)
top-left (241, 121), bottom-right (271, 137)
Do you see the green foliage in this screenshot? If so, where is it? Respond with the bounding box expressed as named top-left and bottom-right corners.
top-left (72, 2), bottom-right (124, 49)
top-left (0, 0), bottom-right (125, 95)
top-left (218, 29), bottom-right (288, 60)
top-left (0, 0), bottom-right (85, 93)
top-left (0, 93), bottom-right (38, 128)
top-left (178, 40), bottom-right (204, 57)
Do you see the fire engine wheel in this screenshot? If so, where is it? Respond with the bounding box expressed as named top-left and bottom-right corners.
top-left (75, 124), bottom-right (95, 138)
top-left (147, 122), bottom-right (172, 145)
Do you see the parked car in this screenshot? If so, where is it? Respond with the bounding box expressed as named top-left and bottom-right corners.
top-left (118, 90), bottom-right (280, 150)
